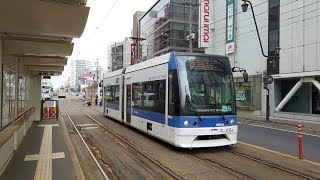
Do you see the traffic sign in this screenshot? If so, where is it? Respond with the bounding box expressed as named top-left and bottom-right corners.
top-left (266, 75), bottom-right (273, 84)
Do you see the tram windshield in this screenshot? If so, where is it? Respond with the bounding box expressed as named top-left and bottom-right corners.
top-left (177, 56), bottom-right (235, 115)
top-left (41, 86), bottom-right (51, 94)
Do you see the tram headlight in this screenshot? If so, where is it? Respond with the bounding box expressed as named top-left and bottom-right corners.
top-left (184, 121), bottom-right (189, 126)
top-left (230, 119), bottom-right (235, 124)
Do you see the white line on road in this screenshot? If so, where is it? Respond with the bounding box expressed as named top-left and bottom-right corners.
top-left (76, 124), bottom-right (98, 127)
top-left (244, 123), bottom-right (320, 138)
top-left (24, 124), bottom-right (65, 180)
top-left (81, 127), bottom-right (99, 130)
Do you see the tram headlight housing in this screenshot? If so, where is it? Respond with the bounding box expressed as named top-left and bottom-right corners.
top-left (184, 121), bottom-right (189, 126)
top-left (230, 119), bottom-right (235, 124)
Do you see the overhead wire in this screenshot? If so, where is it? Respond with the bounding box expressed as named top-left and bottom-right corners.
top-left (78, 0), bottom-right (119, 57)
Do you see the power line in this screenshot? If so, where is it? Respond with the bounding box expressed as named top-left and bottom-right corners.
top-left (86, 0), bottom-right (119, 41)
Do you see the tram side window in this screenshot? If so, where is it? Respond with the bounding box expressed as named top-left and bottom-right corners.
top-left (132, 83), bottom-right (144, 108)
top-left (132, 80), bottom-right (166, 114)
top-left (105, 85), bottom-right (120, 104)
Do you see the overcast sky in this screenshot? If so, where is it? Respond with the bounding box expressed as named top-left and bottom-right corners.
top-left (52, 0), bottom-right (157, 87)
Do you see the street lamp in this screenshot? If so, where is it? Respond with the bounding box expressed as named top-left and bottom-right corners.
top-left (241, 0), bottom-right (281, 122)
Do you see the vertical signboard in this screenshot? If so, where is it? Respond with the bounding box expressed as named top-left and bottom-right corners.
top-left (198, 0), bottom-right (211, 48)
top-left (235, 82), bottom-right (252, 108)
top-left (226, 0), bottom-right (235, 54)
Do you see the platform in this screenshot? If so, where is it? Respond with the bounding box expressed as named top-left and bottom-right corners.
top-left (0, 119), bottom-right (84, 180)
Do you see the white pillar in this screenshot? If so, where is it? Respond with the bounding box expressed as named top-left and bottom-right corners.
top-left (312, 79), bottom-right (320, 91)
top-left (276, 79), bottom-right (303, 112)
top-left (32, 76), bottom-right (42, 121)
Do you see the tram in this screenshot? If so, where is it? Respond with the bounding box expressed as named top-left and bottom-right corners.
top-left (41, 85), bottom-right (53, 100)
top-left (58, 86), bottom-right (67, 98)
top-left (103, 52), bottom-right (247, 148)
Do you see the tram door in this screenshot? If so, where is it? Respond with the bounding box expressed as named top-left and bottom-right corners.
top-left (126, 84), bottom-right (131, 123)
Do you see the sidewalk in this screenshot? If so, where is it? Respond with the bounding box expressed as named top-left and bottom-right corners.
top-left (238, 112), bottom-right (320, 136)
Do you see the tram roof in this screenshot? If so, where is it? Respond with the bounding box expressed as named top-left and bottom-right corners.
top-left (125, 52), bottom-right (172, 74)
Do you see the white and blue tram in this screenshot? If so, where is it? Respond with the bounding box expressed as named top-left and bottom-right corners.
top-left (103, 52), bottom-right (246, 148)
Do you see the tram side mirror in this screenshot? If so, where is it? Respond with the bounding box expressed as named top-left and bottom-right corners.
top-left (232, 67), bottom-right (249, 82)
top-left (243, 71), bottom-right (249, 82)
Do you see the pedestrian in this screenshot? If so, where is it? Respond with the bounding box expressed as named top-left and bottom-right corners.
top-left (95, 93), bottom-right (98, 105)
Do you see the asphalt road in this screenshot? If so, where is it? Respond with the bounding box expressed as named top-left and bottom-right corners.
top-left (238, 124), bottom-right (320, 162)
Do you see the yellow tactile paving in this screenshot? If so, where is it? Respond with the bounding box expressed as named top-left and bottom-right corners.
top-left (24, 124), bottom-right (65, 180)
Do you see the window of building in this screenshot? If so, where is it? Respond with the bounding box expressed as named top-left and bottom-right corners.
top-left (268, 0), bottom-right (280, 74)
top-left (18, 75), bottom-right (25, 115)
top-left (2, 65), bottom-right (17, 129)
top-left (312, 85), bottom-right (320, 114)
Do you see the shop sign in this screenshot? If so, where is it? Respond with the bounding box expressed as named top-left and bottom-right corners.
top-left (226, 0), bottom-right (235, 54)
top-left (199, 0), bottom-right (211, 48)
top-left (236, 85), bottom-right (251, 105)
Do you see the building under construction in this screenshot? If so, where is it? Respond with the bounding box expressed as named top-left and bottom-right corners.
top-left (139, 0), bottom-right (204, 60)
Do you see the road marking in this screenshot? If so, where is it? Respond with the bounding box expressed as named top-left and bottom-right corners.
top-left (24, 124), bottom-right (65, 180)
top-left (238, 141), bottom-right (320, 167)
top-left (257, 115), bottom-right (320, 125)
top-left (80, 127), bottom-right (98, 130)
top-left (76, 124), bottom-right (97, 127)
top-left (243, 123), bottom-right (320, 138)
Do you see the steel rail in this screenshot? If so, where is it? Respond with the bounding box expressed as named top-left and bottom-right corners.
top-left (188, 154), bottom-right (254, 180)
top-left (63, 107), bottom-right (109, 180)
top-left (219, 147), bottom-right (318, 180)
top-left (80, 109), bottom-right (185, 180)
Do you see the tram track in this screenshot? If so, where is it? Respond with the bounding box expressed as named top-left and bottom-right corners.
top-left (64, 100), bottom-right (255, 179)
top-left (63, 107), bottom-right (109, 180)
top-left (78, 104), bottom-right (304, 180)
top-left (187, 154), bottom-right (254, 180)
top-left (83, 114), bottom-right (253, 179)
top-left (63, 98), bottom-right (320, 179)
top-left (217, 146), bottom-right (318, 180)
top-left (66, 101), bottom-right (269, 179)
top-left (63, 102), bottom-right (184, 180)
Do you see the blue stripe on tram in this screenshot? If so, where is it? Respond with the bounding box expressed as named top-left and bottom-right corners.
top-left (106, 102), bottom-right (119, 111)
top-left (132, 108), bottom-right (165, 124)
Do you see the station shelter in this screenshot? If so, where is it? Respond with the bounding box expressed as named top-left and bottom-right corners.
top-left (0, 0), bottom-right (89, 175)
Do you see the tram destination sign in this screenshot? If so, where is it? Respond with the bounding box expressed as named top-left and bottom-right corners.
top-left (186, 59), bottom-right (224, 71)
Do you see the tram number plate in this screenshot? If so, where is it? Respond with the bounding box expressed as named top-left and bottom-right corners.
top-left (220, 128), bottom-right (234, 133)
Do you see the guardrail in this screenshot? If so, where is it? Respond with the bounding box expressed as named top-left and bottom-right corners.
top-left (0, 107), bottom-right (35, 175)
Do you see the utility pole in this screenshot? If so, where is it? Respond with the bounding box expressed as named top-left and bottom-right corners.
top-left (95, 58), bottom-right (99, 82)
top-left (242, 0), bottom-right (280, 122)
top-left (185, 0), bottom-right (199, 53)
top-left (189, 0), bottom-right (192, 53)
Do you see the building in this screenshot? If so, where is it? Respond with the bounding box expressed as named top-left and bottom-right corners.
top-left (133, 11), bottom-right (145, 39)
top-left (131, 11), bottom-right (145, 64)
top-left (107, 37), bottom-right (131, 72)
top-left (139, 0), bottom-right (204, 60)
top-left (206, 0), bottom-right (320, 120)
top-left (70, 59), bottom-right (94, 91)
